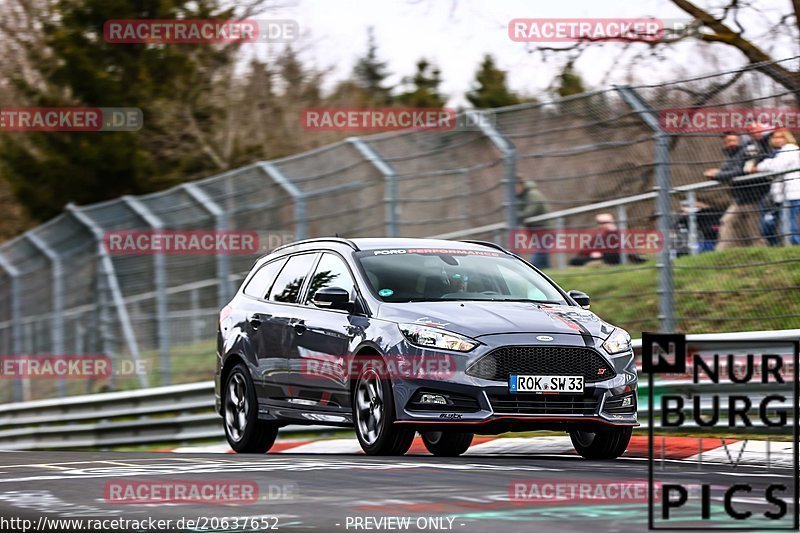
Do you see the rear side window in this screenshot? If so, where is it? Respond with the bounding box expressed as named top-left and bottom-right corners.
top-left (268, 253), bottom-right (319, 303)
top-left (243, 258), bottom-right (286, 299)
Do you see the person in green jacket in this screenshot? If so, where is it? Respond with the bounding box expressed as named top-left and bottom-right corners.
top-left (515, 176), bottom-right (550, 268)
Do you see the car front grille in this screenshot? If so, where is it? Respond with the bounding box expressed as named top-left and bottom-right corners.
top-left (487, 393), bottom-right (599, 415)
top-left (466, 345), bottom-right (615, 383)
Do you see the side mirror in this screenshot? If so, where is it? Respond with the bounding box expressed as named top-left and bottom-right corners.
top-left (568, 290), bottom-right (590, 309)
top-left (312, 286), bottom-right (352, 311)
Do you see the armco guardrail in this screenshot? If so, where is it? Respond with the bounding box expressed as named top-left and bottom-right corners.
top-left (0, 329), bottom-right (796, 450)
top-left (0, 381), bottom-right (329, 450)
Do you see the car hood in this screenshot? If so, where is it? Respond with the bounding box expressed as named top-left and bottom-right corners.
top-left (377, 301), bottom-right (616, 340)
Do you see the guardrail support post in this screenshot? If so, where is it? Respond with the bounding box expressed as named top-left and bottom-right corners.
top-left (66, 204), bottom-right (148, 388)
top-left (616, 86), bottom-right (675, 333)
top-left (25, 232), bottom-right (66, 397)
top-left (121, 196), bottom-right (171, 386)
top-left (181, 183), bottom-right (232, 308)
top-left (0, 253), bottom-right (24, 402)
top-left (466, 109), bottom-right (518, 249)
top-left (348, 137), bottom-right (399, 237)
top-left (259, 162), bottom-right (307, 240)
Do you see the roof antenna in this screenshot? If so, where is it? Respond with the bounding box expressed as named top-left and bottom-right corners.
top-left (335, 233), bottom-right (340, 237)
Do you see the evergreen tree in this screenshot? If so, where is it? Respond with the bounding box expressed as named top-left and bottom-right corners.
top-left (466, 55), bottom-right (520, 108)
top-left (396, 59), bottom-right (446, 108)
top-left (352, 27), bottom-right (392, 105)
top-left (556, 61), bottom-right (587, 98)
top-left (0, 0), bottom-right (239, 219)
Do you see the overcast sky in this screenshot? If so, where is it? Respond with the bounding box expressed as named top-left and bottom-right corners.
top-left (256, 0), bottom-right (798, 106)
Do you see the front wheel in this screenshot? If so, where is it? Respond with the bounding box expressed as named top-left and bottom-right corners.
top-left (352, 359), bottom-right (415, 455)
top-left (421, 431), bottom-right (474, 457)
top-left (569, 426), bottom-right (632, 459)
top-left (223, 363), bottom-right (279, 453)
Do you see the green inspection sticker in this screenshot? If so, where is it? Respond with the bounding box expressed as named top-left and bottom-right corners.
top-left (378, 289), bottom-right (394, 297)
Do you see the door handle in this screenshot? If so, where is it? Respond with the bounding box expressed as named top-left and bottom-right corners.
top-left (247, 314), bottom-right (263, 329)
top-left (291, 319), bottom-right (306, 335)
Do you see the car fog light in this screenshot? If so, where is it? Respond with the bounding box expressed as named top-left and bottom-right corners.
top-left (420, 393), bottom-right (447, 405)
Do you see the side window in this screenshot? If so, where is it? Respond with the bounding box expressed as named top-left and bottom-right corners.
top-left (243, 258), bottom-right (286, 299)
top-left (306, 253), bottom-right (356, 304)
top-left (268, 253), bottom-right (318, 303)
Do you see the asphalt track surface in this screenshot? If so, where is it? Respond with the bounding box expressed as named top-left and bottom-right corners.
top-left (0, 449), bottom-right (796, 533)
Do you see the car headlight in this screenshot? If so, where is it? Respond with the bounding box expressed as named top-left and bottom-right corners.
top-left (398, 324), bottom-right (478, 352)
top-left (602, 328), bottom-right (631, 355)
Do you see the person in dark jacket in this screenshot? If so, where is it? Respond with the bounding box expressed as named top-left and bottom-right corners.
top-left (705, 132), bottom-right (769, 249)
top-left (516, 176), bottom-right (550, 268)
top-left (743, 122), bottom-right (780, 244)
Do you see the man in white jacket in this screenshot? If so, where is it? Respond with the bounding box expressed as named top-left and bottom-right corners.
top-left (753, 128), bottom-right (800, 245)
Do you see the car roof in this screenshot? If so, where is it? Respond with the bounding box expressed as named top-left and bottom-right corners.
top-left (349, 238), bottom-right (501, 251)
top-left (270, 237), bottom-right (507, 255)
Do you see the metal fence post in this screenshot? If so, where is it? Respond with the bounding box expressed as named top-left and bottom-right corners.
top-left (66, 204), bottom-right (148, 388)
top-left (555, 216), bottom-right (567, 270)
top-left (616, 205), bottom-right (628, 265)
top-left (25, 232), bottom-right (66, 397)
top-left (181, 183), bottom-right (232, 307)
top-left (687, 191), bottom-right (699, 255)
top-left (259, 162), bottom-right (307, 240)
top-left (0, 252), bottom-right (23, 401)
top-left (347, 137), bottom-right (399, 237)
top-left (121, 196), bottom-right (171, 386)
top-left (466, 109), bottom-right (518, 249)
top-left (780, 179), bottom-right (791, 246)
top-left (616, 85), bottom-right (675, 333)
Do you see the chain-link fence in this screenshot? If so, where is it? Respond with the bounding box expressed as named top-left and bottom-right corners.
top-left (1, 57), bottom-right (799, 401)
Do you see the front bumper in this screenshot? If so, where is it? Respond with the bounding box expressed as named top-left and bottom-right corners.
top-left (389, 333), bottom-right (638, 431)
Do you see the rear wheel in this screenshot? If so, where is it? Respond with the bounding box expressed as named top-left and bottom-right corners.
top-left (569, 426), bottom-right (632, 459)
top-left (223, 363), bottom-right (279, 453)
top-left (353, 359), bottom-right (415, 455)
top-left (421, 431), bottom-right (474, 457)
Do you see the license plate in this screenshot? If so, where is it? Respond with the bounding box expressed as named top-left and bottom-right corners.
top-left (509, 375), bottom-right (584, 394)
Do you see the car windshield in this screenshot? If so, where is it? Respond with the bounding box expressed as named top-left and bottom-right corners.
top-left (356, 248), bottom-right (568, 304)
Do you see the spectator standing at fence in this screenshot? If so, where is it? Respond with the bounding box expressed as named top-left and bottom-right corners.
top-left (743, 122), bottom-right (780, 244)
top-left (705, 132), bottom-right (767, 249)
top-left (752, 128), bottom-right (800, 246)
top-left (516, 176), bottom-right (550, 268)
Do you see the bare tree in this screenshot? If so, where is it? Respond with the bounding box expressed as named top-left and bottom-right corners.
top-left (528, 0), bottom-right (800, 105)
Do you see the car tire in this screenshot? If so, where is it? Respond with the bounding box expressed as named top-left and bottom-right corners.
top-left (352, 358), bottom-right (415, 456)
top-left (569, 426), bottom-right (632, 460)
top-left (421, 431), bottom-right (474, 457)
top-left (223, 362), bottom-right (279, 453)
